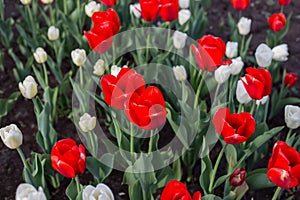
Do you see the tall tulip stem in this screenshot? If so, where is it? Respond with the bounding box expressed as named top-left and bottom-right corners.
top-left (42, 62), bottom-right (49, 86)
top-left (148, 130), bottom-right (155, 155)
top-left (272, 187), bottom-right (281, 200)
top-left (130, 123), bottom-right (134, 155)
top-left (75, 176), bottom-right (81, 193)
top-left (286, 129), bottom-right (292, 142)
top-left (17, 147), bottom-right (30, 170)
top-left (250, 101), bottom-right (256, 115)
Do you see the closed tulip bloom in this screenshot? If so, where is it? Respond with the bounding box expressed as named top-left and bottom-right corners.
top-left (179, 0), bottom-right (190, 8)
top-left (226, 41), bottom-right (238, 59)
top-left (215, 64), bottom-right (232, 84)
top-left (231, 0), bottom-right (250, 10)
top-left (83, 183), bottom-right (114, 200)
top-left (173, 65), bottom-right (187, 81)
top-left (16, 183), bottom-right (46, 200)
top-left (178, 9), bottom-right (191, 25)
top-left (230, 168), bottom-right (247, 187)
top-left (284, 72), bottom-right (298, 88)
top-left (20, 0), bottom-right (31, 5)
top-left (285, 105), bottom-right (300, 129)
top-left (256, 95), bottom-right (269, 106)
top-left (237, 17), bottom-right (252, 35)
top-left (99, 0), bottom-right (117, 6)
top-left (40, 0), bottom-right (53, 4)
top-left (18, 75), bottom-right (38, 99)
top-left (173, 31), bottom-right (187, 49)
top-left (85, 1), bottom-right (101, 17)
top-left (79, 113), bottom-right (97, 132)
top-left (47, 26), bottom-right (60, 41)
top-left (110, 65), bottom-right (122, 77)
top-left (0, 124), bottom-right (23, 149)
top-left (71, 49), bottom-right (87, 67)
top-left (236, 80), bottom-right (252, 104)
top-left (255, 43), bottom-right (273, 67)
top-left (130, 3), bottom-right (141, 18)
top-left (272, 44), bottom-right (289, 62)
top-left (161, 180), bottom-right (202, 200)
top-left (278, 0), bottom-right (291, 6)
top-left (33, 47), bottom-right (47, 64)
top-left (230, 57), bottom-right (244, 75)
top-left (268, 13), bottom-right (286, 32)
top-left (93, 59), bottom-right (106, 76)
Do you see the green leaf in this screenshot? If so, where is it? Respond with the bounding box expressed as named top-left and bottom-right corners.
top-left (200, 155), bottom-right (212, 195)
top-left (128, 180), bottom-right (143, 200)
top-left (66, 179), bottom-right (78, 200)
top-left (86, 154), bottom-right (114, 183)
top-left (0, 92), bottom-right (20, 122)
top-left (246, 168), bottom-right (275, 190)
top-left (201, 194), bottom-right (222, 200)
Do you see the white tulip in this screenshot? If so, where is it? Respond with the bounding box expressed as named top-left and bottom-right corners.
top-left (85, 1), bottom-right (101, 18)
top-left (33, 48), bottom-right (47, 64)
top-left (236, 80), bottom-right (252, 104)
top-left (79, 113), bottom-right (96, 132)
top-left (226, 41), bottom-right (238, 59)
top-left (47, 26), bottom-right (60, 41)
top-left (71, 49), bottom-right (87, 67)
top-left (20, 0), bottom-right (31, 5)
top-left (111, 65), bottom-right (121, 77)
top-left (256, 95), bottom-right (269, 105)
top-left (255, 43), bottom-right (273, 67)
top-left (19, 75), bottom-right (38, 99)
top-left (173, 31), bottom-right (187, 50)
top-left (179, 0), bottom-right (190, 9)
top-left (214, 64), bottom-right (232, 84)
top-left (16, 183), bottom-right (46, 200)
top-left (173, 65), bottom-right (187, 81)
top-left (285, 105), bottom-right (300, 129)
top-left (40, 0), bottom-right (53, 4)
top-left (230, 57), bottom-right (244, 75)
top-left (83, 183), bottom-right (114, 200)
top-left (237, 17), bottom-right (252, 36)
top-left (178, 9), bottom-right (191, 25)
top-left (130, 3), bottom-right (141, 18)
top-left (272, 44), bottom-right (289, 62)
top-left (0, 124), bottom-right (23, 149)
top-left (93, 59), bottom-right (105, 76)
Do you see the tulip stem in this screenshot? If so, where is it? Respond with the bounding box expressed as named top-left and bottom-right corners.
top-left (213, 83), bottom-right (221, 105)
top-left (17, 147), bottom-right (30, 170)
top-left (286, 129), bottom-right (292, 142)
top-left (194, 71), bottom-right (207, 108)
top-left (75, 176), bottom-right (81, 193)
top-left (130, 123), bottom-right (134, 155)
top-left (240, 35), bottom-right (245, 58)
top-left (272, 187), bottom-right (281, 200)
top-left (63, 0), bottom-right (67, 15)
top-left (250, 101), bottom-right (256, 115)
top-left (148, 130), bottom-right (155, 155)
top-left (280, 6), bottom-right (284, 13)
top-left (208, 143), bottom-right (227, 193)
top-left (42, 62), bottom-right (49, 86)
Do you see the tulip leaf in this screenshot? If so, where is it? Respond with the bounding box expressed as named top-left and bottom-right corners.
top-left (128, 180), bottom-right (144, 200)
top-left (66, 179), bottom-right (78, 200)
top-left (0, 92), bottom-right (20, 122)
top-left (86, 154), bottom-right (114, 183)
top-left (201, 194), bottom-right (222, 200)
top-left (246, 168), bottom-right (274, 190)
top-left (200, 155), bottom-right (213, 195)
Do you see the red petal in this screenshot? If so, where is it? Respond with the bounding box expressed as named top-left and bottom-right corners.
top-left (267, 168), bottom-right (298, 188)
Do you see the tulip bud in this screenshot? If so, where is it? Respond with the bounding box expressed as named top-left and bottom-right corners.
top-left (272, 44), bottom-right (289, 62)
top-left (236, 80), bottom-right (252, 104)
top-left (93, 59), bottom-right (106, 76)
top-left (255, 43), bottom-right (273, 67)
top-left (85, 1), bottom-right (101, 18)
top-left (192, 191), bottom-right (202, 200)
top-left (173, 65), bottom-right (187, 81)
top-left (40, 0), bottom-right (53, 4)
top-left (111, 65), bottom-right (121, 77)
top-left (179, 0), bottom-right (190, 8)
top-left (71, 49), bottom-right (87, 67)
top-left (130, 3), bottom-right (141, 18)
top-left (173, 31), bottom-right (187, 50)
top-left (256, 95), bottom-right (269, 106)
top-left (18, 75), bottom-right (38, 99)
top-left (82, 183), bottom-right (114, 200)
top-left (230, 57), bottom-right (244, 75)
top-left (79, 113), bottom-right (97, 132)
top-left (226, 41), bottom-right (238, 59)
top-left (16, 183), bottom-right (46, 200)
top-left (20, 0), bottom-right (31, 5)
top-left (237, 17), bottom-right (252, 35)
top-left (33, 47), bottom-right (47, 64)
top-left (0, 124), bottom-right (23, 149)
top-left (47, 26), bottom-right (60, 41)
top-left (230, 167), bottom-right (247, 187)
top-left (178, 9), bottom-right (191, 25)
top-left (284, 72), bottom-right (298, 88)
top-left (285, 105), bottom-right (300, 129)
top-left (214, 64), bottom-right (232, 84)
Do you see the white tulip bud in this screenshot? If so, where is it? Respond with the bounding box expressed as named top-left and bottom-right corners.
top-left (33, 48), bottom-right (47, 64)
top-left (272, 44), bottom-right (289, 62)
top-left (179, 0), bottom-right (190, 9)
top-left (236, 80), bottom-right (252, 104)
top-left (20, 0), bottom-right (31, 5)
top-left (237, 17), bottom-right (252, 36)
top-left (255, 43), bottom-right (273, 67)
top-left (256, 95), bottom-right (269, 105)
top-left (111, 65), bottom-right (121, 77)
top-left (226, 41), bottom-right (238, 59)
top-left (173, 31), bottom-right (187, 50)
top-left (40, 0), bottom-right (53, 4)
top-left (214, 64), bottom-right (232, 84)
top-left (71, 49), bottom-right (87, 67)
top-left (79, 113), bottom-right (96, 132)
top-left (173, 65), bottom-right (187, 81)
top-left (83, 183), bottom-right (114, 200)
top-left (178, 9), bottom-right (191, 25)
top-left (285, 105), bottom-right (300, 129)
top-left (130, 3), bottom-right (141, 18)
top-left (47, 26), bottom-right (60, 41)
top-left (230, 57), bottom-right (244, 75)
top-left (16, 183), bottom-right (46, 200)
top-left (93, 59), bottom-right (105, 76)
top-left (18, 75), bottom-right (38, 99)
top-left (85, 1), bottom-right (101, 18)
top-left (0, 124), bottom-right (23, 149)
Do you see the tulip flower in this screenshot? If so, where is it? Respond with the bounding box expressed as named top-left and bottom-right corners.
top-left (93, 59), bottom-right (106, 76)
top-left (230, 168), bottom-right (247, 187)
top-left (16, 183), bottom-right (46, 200)
top-left (130, 3), bottom-right (141, 18)
top-left (272, 44), bottom-right (289, 62)
top-left (20, 0), bottom-right (31, 5)
top-left (230, 57), bottom-right (244, 75)
top-left (241, 67), bottom-right (272, 100)
top-left (161, 180), bottom-right (202, 200)
top-left (237, 17), bottom-right (252, 36)
top-left (51, 139), bottom-right (86, 178)
top-left (173, 31), bottom-right (187, 50)
top-left (230, 0), bottom-right (250, 10)
top-left (213, 108), bottom-right (256, 144)
top-left (71, 49), bottom-right (87, 67)
top-left (285, 105), bottom-right (300, 129)
top-left (85, 1), bottom-right (101, 17)
top-left (179, 0), bottom-right (190, 9)
top-left (256, 95), bottom-right (269, 106)
top-left (268, 13), bottom-right (286, 32)
top-left (214, 64), bottom-right (232, 84)
top-left (284, 72), bottom-right (298, 88)
top-left (110, 65), bottom-right (122, 77)
top-left (178, 9), bottom-right (191, 25)
top-left (267, 141), bottom-right (300, 188)
top-left (0, 124), bottom-right (23, 149)
top-left (99, 0), bottom-right (117, 6)
top-left (226, 41), bottom-right (238, 59)
top-left (79, 113), bottom-right (97, 132)
top-left (47, 26), bottom-right (59, 41)
top-left (18, 75), bottom-right (38, 99)
top-left (278, 0), bottom-right (291, 6)
top-left (236, 80), bottom-right (252, 104)
top-left (82, 183), bottom-right (114, 200)
top-left (173, 65), bottom-right (187, 81)
top-left (40, 0), bottom-right (53, 4)
top-left (255, 43), bottom-right (273, 67)
top-left (33, 47), bottom-right (47, 64)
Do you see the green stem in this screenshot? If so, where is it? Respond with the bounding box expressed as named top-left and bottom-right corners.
top-left (63, 0), bottom-right (67, 15)
top-left (286, 129), bottom-right (292, 142)
top-left (213, 83), bottom-right (221, 104)
top-left (237, 103), bottom-right (243, 113)
top-left (130, 123), bottom-right (134, 155)
top-left (26, 5), bottom-right (37, 40)
top-left (194, 71), bottom-right (206, 108)
top-left (240, 35), bottom-right (245, 58)
top-left (145, 33), bottom-right (150, 62)
top-left (280, 6), bottom-right (284, 13)
top-left (250, 100), bottom-right (256, 115)
top-left (79, 66), bottom-right (84, 87)
top-left (263, 97), bottom-right (270, 122)
top-left (42, 62), bottom-right (48, 86)
top-left (75, 176), bottom-right (81, 193)
top-left (148, 130), bottom-right (154, 155)
top-left (49, 5), bottom-right (55, 25)
top-left (17, 147), bottom-right (30, 170)
top-left (272, 187), bottom-right (281, 200)
top-left (208, 143), bottom-right (228, 193)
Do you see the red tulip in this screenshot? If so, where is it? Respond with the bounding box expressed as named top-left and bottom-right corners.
top-left (278, 0), bottom-right (291, 6)
top-left (213, 108), bottom-right (256, 144)
top-left (231, 0), bottom-right (250, 10)
top-left (51, 139), bottom-right (86, 178)
top-left (99, 0), bottom-right (117, 6)
top-left (267, 141), bottom-right (300, 188)
top-left (230, 168), bottom-right (247, 187)
top-left (100, 68), bottom-right (145, 110)
top-left (241, 67), bottom-right (272, 100)
top-left (84, 8), bottom-right (120, 53)
top-left (191, 35), bottom-right (226, 72)
top-left (284, 72), bottom-right (298, 88)
top-left (161, 180), bottom-right (202, 200)
top-left (268, 13), bottom-right (286, 32)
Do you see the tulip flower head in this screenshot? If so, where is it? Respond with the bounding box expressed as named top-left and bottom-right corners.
top-left (214, 64), bottom-right (232, 84)
top-left (278, 0), bottom-right (291, 6)
top-left (93, 59), bottom-right (106, 76)
top-left (173, 65), bottom-right (187, 81)
top-left (268, 13), bottom-right (286, 32)
top-left (272, 44), bottom-right (289, 62)
top-left (179, 0), bottom-right (190, 9)
top-left (226, 41), bottom-right (238, 59)
top-left (20, 0), bottom-right (31, 5)
top-left (85, 1), bottom-right (101, 17)
top-left (79, 113), bottom-right (97, 132)
top-left (236, 80), bottom-right (252, 104)
top-left (16, 183), bottom-right (46, 200)
top-left (33, 47), bottom-right (47, 64)
top-left (130, 3), bottom-right (141, 18)
top-left (161, 180), bottom-right (202, 200)
top-left (178, 9), bottom-right (191, 25)
top-left (47, 26), bottom-right (60, 41)
top-left (285, 105), bottom-right (300, 129)
top-left (40, 0), bottom-right (53, 4)
top-left (71, 49), bottom-right (87, 67)
top-left (255, 43), bottom-right (273, 67)
top-left (230, 168), bottom-right (247, 187)
top-left (18, 75), bottom-right (38, 99)
top-left (0, 124), bottom-right (23, 149)
top-left (231, 0), bottom-right (250, 10)
top-left (230, 57), bottom-right (244, 75)
top-left (237, 17), bottom-right (252, 35)
top-left (82, 183), bottom-right (114, 200)
top-left (284, 72), bottom-right (298, 88)
top-left (173, 31), bottom-right (187, 50)
top-left (99, 0), bottom-right (117, 6)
